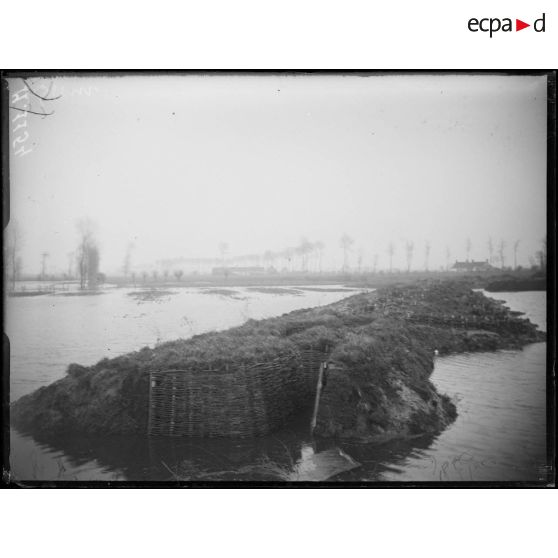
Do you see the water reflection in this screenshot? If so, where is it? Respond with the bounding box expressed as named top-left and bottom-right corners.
top-left (11, 412), bottom-right (332, 482)
top-left (11, 414), bottom-right (439, 482)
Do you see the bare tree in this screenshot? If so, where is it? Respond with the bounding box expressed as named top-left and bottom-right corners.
top-left (87, 245), bottom-right (100, 288)
top-left (387, 242), bottom-right (395, 273)
top-left (306, 242), bottom-right (318, 273)
top-left (298, 238), bottom-right (314, 272)
top-left (445, 245), bottom-right (451, 271)
top-left (487, 237), bottom-right (494, 265)
top-left (67, 251), bottom-right (75, 279)
top-left (263, 249), bottom-right (274, 270)
top-left (5, 221), bottom-right (23, 291)
top-left (40, 252), bottom-right (49, 280)
top-left (76, 219), bottom-right (99, 289)
top-left (424, 240), bottom-right (431, 271)
top-left (340, 234), bottom-right (354, 273)
top-left (373, 253), bottom-right (379, 273)
top-left (536, 236), bottom-right (547, 270)
top-left (498, 239), bottom-right (506, 269)
top-left (173, 269), bottom-right (184, 281)
top-left (15, 257), bottom-right (22, 286)
top-left (466, 237), bottom-right (472, 261)
top-left (315, 241), bottom-right (325, 273)
top-left (122, 242), bottom-right (134, 278)
top-left (357, 248), bottom-right (363, 274)
top-left (218, 242), bottom-right (229, 266)
top-left (284, 247), bottom-right (294, 272)
top-left (405, 241), bottom-right (414, 273)
top-left (513, 240), bottom-right (520, 270)
top-left (293, 245), bottom-right (304, 272)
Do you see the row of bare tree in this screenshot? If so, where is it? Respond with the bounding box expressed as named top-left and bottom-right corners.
top-left (154, 235), bottom-right (545, 276)
top-left (4, 225), bottom-right (548, 289)
top-left (4, 219), bottom-right (101, 290)
top-left (150, 235), bottom-right (549, 277)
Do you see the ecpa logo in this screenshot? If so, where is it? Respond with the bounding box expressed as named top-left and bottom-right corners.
top-left (468, 13), bottom-right (546, 37)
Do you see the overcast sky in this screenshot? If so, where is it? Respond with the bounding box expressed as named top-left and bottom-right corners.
top-left (7, 73), bottom-right (547, 274)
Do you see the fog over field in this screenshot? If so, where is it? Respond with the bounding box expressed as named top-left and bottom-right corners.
top-left (7, 74), bottom-right (547, 276)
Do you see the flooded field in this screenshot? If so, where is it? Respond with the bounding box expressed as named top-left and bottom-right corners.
top-left (7, 285), bottom-right (547, 482)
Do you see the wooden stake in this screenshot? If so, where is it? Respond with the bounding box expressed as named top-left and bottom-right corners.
top-left (311, 362), bottom-right (325, 433)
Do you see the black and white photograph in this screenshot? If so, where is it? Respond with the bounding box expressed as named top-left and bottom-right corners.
top-left (2, 71), bottom-right (553, 485)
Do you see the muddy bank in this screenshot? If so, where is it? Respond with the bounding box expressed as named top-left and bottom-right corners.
top-left (485, 274), bottom-right (546, 292)
top-left (8, 291), bottom-right (50, 297)
top-left (246, 286), bottom-right (303, 295)
top-left (127, 289), bottom-right (178, 302)
top-left (11, 281), bottom-right (544, 442)
top-left (201, 288), bottom-right (243, 298)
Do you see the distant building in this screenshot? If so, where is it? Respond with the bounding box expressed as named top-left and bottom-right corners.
top-left (212, 266), bottom-right (266, 276)
top-left (451, 260), bottom-right (494, 272)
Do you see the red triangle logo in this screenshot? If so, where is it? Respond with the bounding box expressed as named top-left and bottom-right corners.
top-left (516, 19), bottom-right (530, 31)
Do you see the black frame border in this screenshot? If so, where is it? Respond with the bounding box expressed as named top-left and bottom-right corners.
top-left (1, 69), bottom-right (555, 489)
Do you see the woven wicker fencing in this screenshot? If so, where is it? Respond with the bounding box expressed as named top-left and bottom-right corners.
top-left (148, 348), bottom-right (326, 437)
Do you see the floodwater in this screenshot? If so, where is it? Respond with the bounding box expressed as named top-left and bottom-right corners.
top-left (7, 285), bottom-right (548, 483)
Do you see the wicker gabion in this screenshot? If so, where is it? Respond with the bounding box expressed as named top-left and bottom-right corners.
top-left (148, 348), bottom-right (325, 437)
